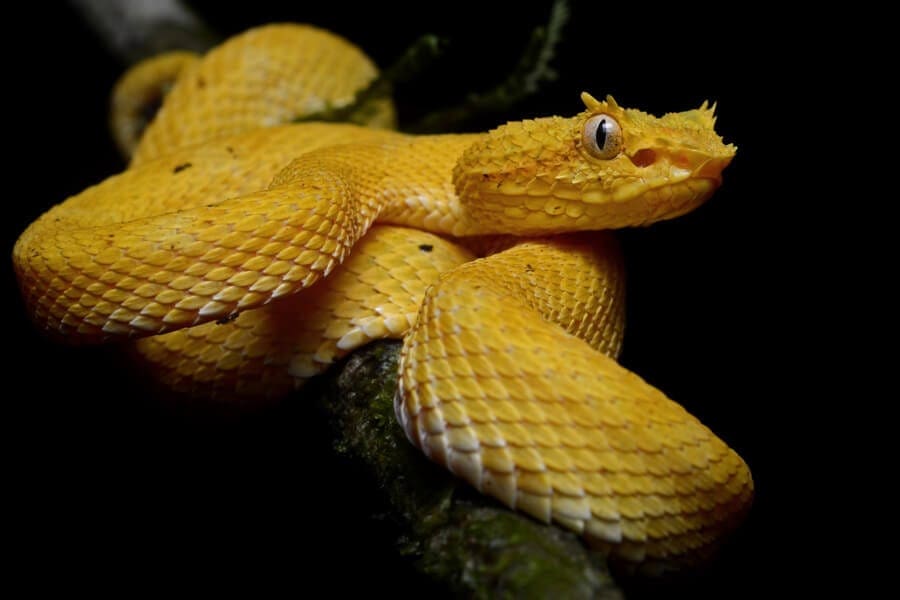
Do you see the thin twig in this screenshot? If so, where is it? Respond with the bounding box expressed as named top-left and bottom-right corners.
top-left (409, 0), bottom-right (570, 133)
top-left (293, 34), bottom-right (447, 125)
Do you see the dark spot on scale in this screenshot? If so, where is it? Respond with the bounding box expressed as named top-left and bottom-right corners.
top-left (525, 264), bottom-right (534, 273)
top-left (418, 244), bottom-right (433, 253)
top-left (226, 146), bottom-right (237, 157)
top-left (216, 313), bottom-right (238, 325)
top-left (197, 76), bottom-right (206, 89)
top-left (173, 162), bottom-right (192, 174)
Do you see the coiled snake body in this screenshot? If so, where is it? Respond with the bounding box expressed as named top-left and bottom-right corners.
top-left (13, 24), bottom-right (752, 569)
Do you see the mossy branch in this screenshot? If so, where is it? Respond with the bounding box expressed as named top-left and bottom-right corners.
top-left (315, 340), bottom-right (622, 599)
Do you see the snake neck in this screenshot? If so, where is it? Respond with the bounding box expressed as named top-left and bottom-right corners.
top-left (269, 133), bottom-right (495, 239)
top-left (374, 133), bottom-right (485, 237)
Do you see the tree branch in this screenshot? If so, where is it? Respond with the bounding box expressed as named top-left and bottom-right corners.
top-left (69, 0), bottom-right (219, 63)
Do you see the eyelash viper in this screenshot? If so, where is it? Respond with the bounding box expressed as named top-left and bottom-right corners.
top-left (12, 23), bottom-right (752, 571)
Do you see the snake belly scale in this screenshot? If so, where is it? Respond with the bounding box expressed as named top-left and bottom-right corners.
top-left (12, 24), bottom-right (752, 569)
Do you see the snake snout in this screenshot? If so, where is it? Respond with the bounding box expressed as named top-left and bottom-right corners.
top-left (692, 155), bottom-right (733, 183)
top-left (662, 147), bottom-right (733, 185)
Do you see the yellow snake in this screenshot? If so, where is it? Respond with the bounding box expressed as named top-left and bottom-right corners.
top-left (12, 24), bottom-right (752, 570)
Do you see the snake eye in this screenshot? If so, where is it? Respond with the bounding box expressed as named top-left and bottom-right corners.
top-left (582, 114), bottom-right (623, 160)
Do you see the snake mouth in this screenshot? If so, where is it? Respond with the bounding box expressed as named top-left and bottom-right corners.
top-left (622, 145), bottom-right (734, 196)
top-left (635, 147), bottom-right (733, 184)
top-left (461, 172), bottom-right (721, 234)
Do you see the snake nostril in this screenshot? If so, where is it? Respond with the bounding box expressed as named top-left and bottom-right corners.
top-left (630, 149), bottom-right (656, 168)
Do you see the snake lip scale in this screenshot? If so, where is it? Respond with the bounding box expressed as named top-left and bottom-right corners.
top-left (12, 23), bottom-right (751, 572)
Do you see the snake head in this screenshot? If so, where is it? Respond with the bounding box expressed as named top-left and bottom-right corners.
top-left (453, 92), bottom-right (736, 234)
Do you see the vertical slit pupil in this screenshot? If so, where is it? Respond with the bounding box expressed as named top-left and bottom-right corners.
top-left (595, 119), bottom-right (608, 149)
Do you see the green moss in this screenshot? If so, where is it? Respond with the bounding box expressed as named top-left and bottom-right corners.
top-left (423, 504), bottom-right (621, 599)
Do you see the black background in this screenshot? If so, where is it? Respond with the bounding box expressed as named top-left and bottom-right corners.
top-left (5, 1), bottom-right (818, 597)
